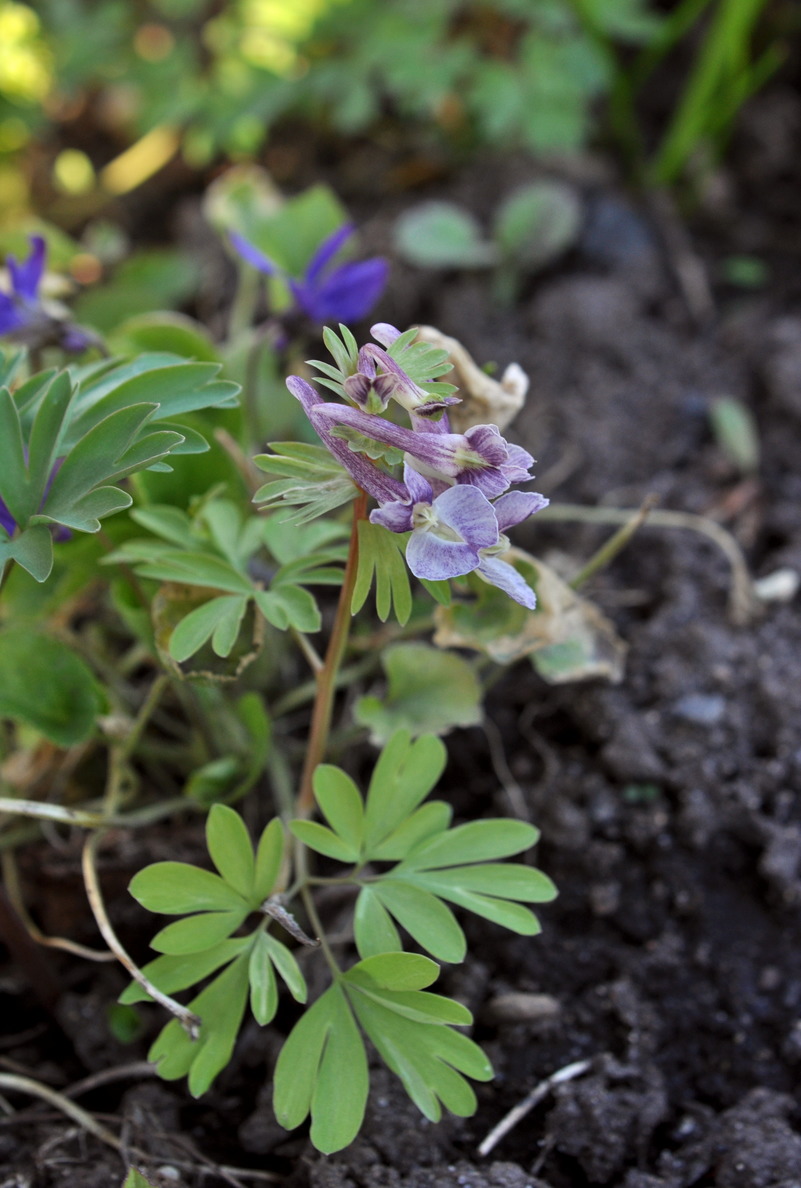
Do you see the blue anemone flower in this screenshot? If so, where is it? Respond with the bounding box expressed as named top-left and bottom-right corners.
top-left (0, 235), bottom-right (92, 352)
top-left (230, 223), bottom-right (388, 325)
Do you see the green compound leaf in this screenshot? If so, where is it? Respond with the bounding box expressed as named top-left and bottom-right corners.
top-left (354, 643), bottom-right (482, 743)
top-left (248, 933), bottom-right (279, 1025)
top-left (351, 520), bottom-right (412, 625)
top-left (290, 819), bottom-right (360, 864)
top-left (262, 932), bottom-right (307, 1003)
top-left (249, 932), bottom-right (307, 1025)
top-left (150, 909), bottom-right (249, 955)
top-left (254, 584), bottom-right (321, 632)
top-left (353, 888), bottom-right (402, 958)
top-left (389, 819), bottom-right (558, 937)
top-left (358, 880), bottom-right (466, 964)
top-left (273, 983), bottom-right (369, 1155)
top-left (253, 818), bottom-right (284, 904)
top-left (169, 595), bottom-right (249, 662)
top-left (363, 731), bottom-right (446, 853)
top-left (341, 954), bottom-right (492, 1124)
top-left (401, 819), bottom-right (540, 868)
top-left (119, 938), bottom-right (250, 1004)
top-left (312, 765), bottom-right (365, 857)
top-left (128, 862), bottom-right (249, 915)
top-left (149, 949), bottom-right (251, 1096)
top-left (0, 525), bottom-right (54, 583)
top-left (0, 629), bottom-right (101, 745)
top-left (206, 803), bottom-right (256, 900)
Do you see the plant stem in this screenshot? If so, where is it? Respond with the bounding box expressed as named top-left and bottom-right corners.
top-left (295, 491), bottom-right (367, 817)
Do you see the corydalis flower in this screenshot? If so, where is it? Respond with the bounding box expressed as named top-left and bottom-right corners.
top-left (371, 467), bottom-right (547, 608)
top-left (231, 224), bottom-right (388, 325)
top-left (310, 401), bottom-right (534, 498)
top-left (0, 236), bottom-right (92, 352)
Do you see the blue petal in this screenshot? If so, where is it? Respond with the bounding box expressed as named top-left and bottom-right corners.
top-left (407, 530), bottom-right (479, 581)
top-left (0, 498), bottom-right (16, 536)
top-left (492, 491), bottom-right (549, 532)
top-left (476, 556), bottom-right (537, 608)
top-left (229, 232), bottom-right (280, 275)
top-left (0, 294), bottom-right (24, 335)
top-left (8, 235), bottom-right (45, 301)
top-left (305, 223), bottom-right (355, 286)
top-left (433, 485), bottom-right (499, 551)
top-left (304, 258), bottom-right (389, 324)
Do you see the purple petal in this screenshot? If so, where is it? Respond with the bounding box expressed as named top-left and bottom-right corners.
top-left (492, 490), bottom-right (549, 532)
top-left (434, 485), bottom-right (499, 551)
top-left (407, 531), bottom-right (480, 581)
top-left (464, 425), bottom-right (508, 467)
top-left (371, 323), bottom-right (402, 347)
top-left (0, 498), bottom-right (16, 536)
top-left (476, 556), bottom-right (537, 609)
top-left (230, 232), bottom-right (280, 275)
top-left (456, 467), bottom-right (513, 499)
top-left (403, 462), bottom-right (433, 504)
top-left (370, 502), bottom-right (413, 533)
top-left (311, 402), bottom-right (472, 477)
top-left (8, 236), bottom-right (45, 301)
top-left (502, 442), bottom-right (535, 483)
top-left (287, 375), bottom-right (408, 505)
top-left (304, 258), bottom-right (389, 324)
top-left (305, 224), bottom-right (355, 285)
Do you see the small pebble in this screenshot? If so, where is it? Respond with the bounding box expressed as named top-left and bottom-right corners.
top-left (672, 693), bottom-right (726, 725)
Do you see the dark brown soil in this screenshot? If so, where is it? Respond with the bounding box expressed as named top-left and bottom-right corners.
top-left (3, 89), bottom-right (801, 1188)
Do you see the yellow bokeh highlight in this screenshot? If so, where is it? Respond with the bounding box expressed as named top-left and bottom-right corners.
top-left (101, 125), bottom-right (180, 194)
top-left (53, 149), bottom-right (95, 195)
top-left (205, 0), bottom-right (348, 78)
top-left (0, 2), bottom-right (52, 102)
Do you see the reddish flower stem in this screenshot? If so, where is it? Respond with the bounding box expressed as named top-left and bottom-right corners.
top-left (295, 490), bottom-right (368, 817)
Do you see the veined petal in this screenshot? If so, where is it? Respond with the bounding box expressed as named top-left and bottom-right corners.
top-left (287, 375), bottom-right (407, 505)
top-left (229, 232), bottom-right (281, 275)
top-left (403, 462), bottom-right (433, 504)
top-left (407, 531), bottom-right (480, 581)
top-left (492, 490), bottom-right (549, 532)
top-left (370, 502), bottom-right (413, 532)
top-left (502, 442), bottom-right (535, 482)
top-left (434, 485), bottom-right (499, 551)
top-left (463, 424), bottom-right (508, 467)
top-left (476, 555), bottom-right (537, 609)
top-left (8, 236), bottom-right (45, 301)
top-left (370, 323), bottom-right (402, 347)
top-left (311, 403), bottom-right (475, 477)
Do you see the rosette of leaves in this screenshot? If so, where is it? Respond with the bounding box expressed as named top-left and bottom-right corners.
top-left (0, 348), bottom-right (239, 584)
top-left (106, 498), bottom-right (348, 666)
top-left (123, 806), bottom-right (306, 1097)
top-left (290, 731), bottom-right (557, 965)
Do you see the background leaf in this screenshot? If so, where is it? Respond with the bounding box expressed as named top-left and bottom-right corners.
top-left (0, 630), bottom-right (101, 745)
top-left (355, 643), bottom-right (482, 743)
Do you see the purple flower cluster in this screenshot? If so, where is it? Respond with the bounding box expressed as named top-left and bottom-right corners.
top-left (287, 324), bottom-right (548, 608)
top-left (0, 236), bottom-right (92, 353)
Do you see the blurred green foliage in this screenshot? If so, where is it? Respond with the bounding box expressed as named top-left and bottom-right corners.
top-left (0, 0), bottom-right (784, 214)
